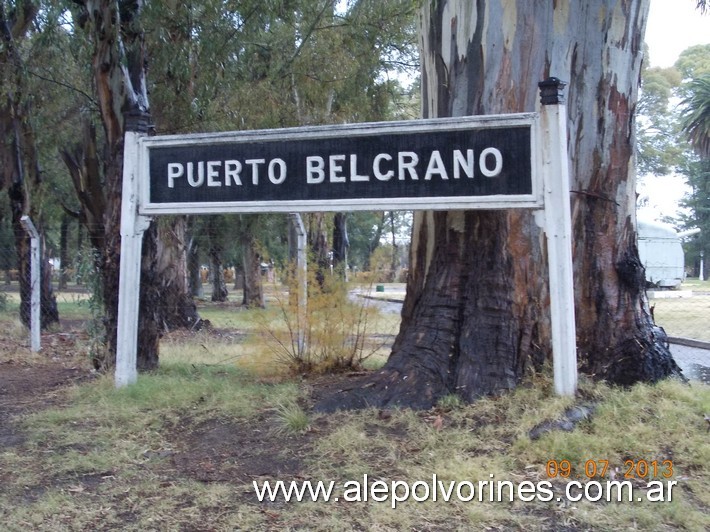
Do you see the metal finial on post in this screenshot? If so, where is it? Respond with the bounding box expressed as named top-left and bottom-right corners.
top-left (539, 77), bottom-right (568, 105)
top-left (123, 107), bottom-right (153, 134)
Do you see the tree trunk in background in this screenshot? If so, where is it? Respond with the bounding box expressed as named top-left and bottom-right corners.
top-left (332, 213), bottom-right (349, 280)
top-left (156, 217), bottom-right (200, 330)
top-left (60, 121), bottom-right (107, 256)
top-left (242, 224), bottom-right (264, 308)
top-left (40, 234), bottom-right (59, 326)
top-left (364, 212), bottom-right (385, 272)
top-left (308, 212), bottom-right (330, 286)
top-left (59, 215), bottom-right (70, 289)
top-left (318, 0), bottom-right (681, 411)
top-left (186, 217), bottom-right (203, 298)
top-left (1, 0), bottom-right (59, 331)
top-left (80, 0), bottom-right (157, 370)
top-left (388, 211), bottom-right (399, 282)
top-left (207, 217), bottom-right (228, 302)
top-left (209, 250), bottom-right (228, 302)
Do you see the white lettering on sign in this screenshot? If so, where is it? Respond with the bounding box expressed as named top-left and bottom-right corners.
top-left (373, 153), bottom-right (394, 181)
top-left (398, 152), bottom-right (419, 180)
top-left (269, 159), bottom-right (287, 185)
top-left (167, 163), bottom-right (183, 188)
top-left (306, 156), bottom-right (325, 184)
top-left (207, 161), bottom-right (221, 187)
top-left (225, 160), bottom-right (242, 185)
top-left (245, 159), bottom-right (266, 185)
top-left (187, 162), bottom-right (204, 187)
top-left (167, 149), bottom-right (504, 189)
top-left (424, 150), bottom-right (447, 180)
top-left (479, 148), bottom-right (503, 177)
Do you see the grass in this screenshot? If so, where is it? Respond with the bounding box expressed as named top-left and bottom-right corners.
top-left (273, 401), bottom-right (311, 434)
top-left (651, 296), bottom-right (710, 341)
top-left (681, 278), bottom-right (710, 291)
top-left (1, 281), bottom-right (709, 529)
top-left (1, 347), bottom-right (708, 531)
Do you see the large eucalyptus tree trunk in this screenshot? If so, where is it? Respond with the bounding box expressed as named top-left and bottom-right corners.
top-left (319, 0), bottom-right (681, 411)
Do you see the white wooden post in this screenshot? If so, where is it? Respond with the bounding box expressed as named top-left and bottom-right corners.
top-left (115, 130), bottom-right (151, 387)
top-left (539, 78), bottom-right (578, 396)
top-left (289, 213), bottom-right (307, 356)
top-left (19, 215), bottom-right (41, 352)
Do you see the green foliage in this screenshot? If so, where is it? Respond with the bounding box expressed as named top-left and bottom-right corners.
top-left (675, 43), bottom-right (710, 84)
top-left (678, 158), bottom-right (710, 277)
top-left (143, 0), bottom-right (419, 134)
top-left (637, 44), bottom-right (710, 277)
top-left (74, 249), bottom-right (106, 364)
top-left (681, 75), bottom-right (710, 156)
top-left (637, 65), bottom-right (685, 176)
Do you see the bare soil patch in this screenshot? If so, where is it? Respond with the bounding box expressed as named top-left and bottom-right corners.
top-left (169, 415), bottom-right (316, 485)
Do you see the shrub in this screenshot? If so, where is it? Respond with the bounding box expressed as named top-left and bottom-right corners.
top-left (257, 264), bottom-right (385, 374)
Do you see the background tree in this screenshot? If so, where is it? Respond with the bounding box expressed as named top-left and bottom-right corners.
top-left (679, 74), bottom-right (710, 278)
top-left (636, 59), bottom-right (684, 176)
top-left (67, 0), bottom-right (159, 370)
top-left (144, 0), bottom-right (418, 304)
top-left (635, 40), bottom-right (709, 279)
top-left (347, 211), bottom-right (386, 272)
top-left (681, 75), bottom-right (710, 157)
top-left (0, 0), bottom-right (59, 330)
top-left (240, 215), bottom-right (264, 308)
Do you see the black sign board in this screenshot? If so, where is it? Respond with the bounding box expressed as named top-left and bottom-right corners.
top-left (140, 115), bottom-right (539, 214)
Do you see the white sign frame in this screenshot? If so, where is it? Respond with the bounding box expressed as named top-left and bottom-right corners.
top-left (116, 107), bottom-right (577, 397)
top-left (139, 113), bottom-right (541, 215)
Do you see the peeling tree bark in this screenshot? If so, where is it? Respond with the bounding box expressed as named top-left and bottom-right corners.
top-left (318, 0), bottom-right (681, 412)
top-left (79, 0), bottom-right (158, 370)
top-left (155, 217), bottom-right (199, 330)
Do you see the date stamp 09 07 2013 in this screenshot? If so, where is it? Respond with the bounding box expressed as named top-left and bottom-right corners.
top-left (545, 459), bottom-right (674, 480)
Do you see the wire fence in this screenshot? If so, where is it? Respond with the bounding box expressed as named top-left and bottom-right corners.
top-left (649, 280), bottom-right (710, 344)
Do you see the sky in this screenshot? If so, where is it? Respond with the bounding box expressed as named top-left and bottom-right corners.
top-left (637, 1), bottom-right (709, 223)
top-left (645, 0), bottom-right (708, 68)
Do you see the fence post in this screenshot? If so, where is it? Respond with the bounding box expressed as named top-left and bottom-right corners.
top-left (289, 213), bottom-right (307, 356)
top-left (19, 215), bottom-right (40, 352)
top-left (700, 251), bottom-right (705, 282)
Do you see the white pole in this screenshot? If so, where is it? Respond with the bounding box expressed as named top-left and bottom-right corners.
top-left (538, 78), bottom-right (578, 396)
top-left (115, 130), bottom-right (151, 387)
top-left (700, 251), bottom-right (705, 282)
top-left (289, 213), bottom-right (307, 357)
top-left (20, 215), bottom-right (41, 352)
